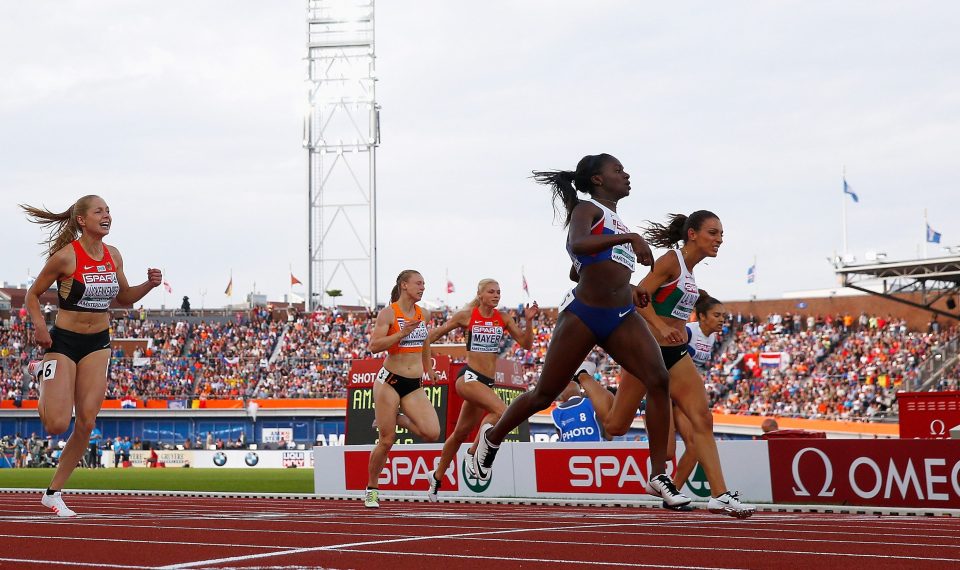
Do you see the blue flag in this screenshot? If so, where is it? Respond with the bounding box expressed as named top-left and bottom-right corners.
top-left (927, 224), bottom-right (942, 244)
top-left (843, 178), bottom-right (859, 203)
top-left (747, 264), bottom-right (756, 284)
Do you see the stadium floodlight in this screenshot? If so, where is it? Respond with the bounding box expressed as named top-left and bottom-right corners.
top-left (304, 0), bottom-right (379, 311)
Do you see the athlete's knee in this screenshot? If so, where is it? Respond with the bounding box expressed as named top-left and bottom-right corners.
top-left (73, 415), bottom-right (96, 436)
top-left (528, 387), bottom-right (557, 411)
top-left (422, 427), bottom-right (440, 443)
top-left (377, 430), bottom-right (397, 447)
top-left (604, 419), bottom-right (630, 437)
top-left (645, 367), bottom-right (670, 395)
top-left (689, 407), bottom-right (714, 432)
top-left (43, 417), bottom-right (71, 436)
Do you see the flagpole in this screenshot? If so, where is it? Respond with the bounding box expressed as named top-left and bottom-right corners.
top-left (924, 209), bottom-right (928, 259)
top-left (444, 268), bottom-right (449, 309)
top-left (162, 267), bottom-right (167, 311)
top-left (841, 165), bottom-right (848, 258)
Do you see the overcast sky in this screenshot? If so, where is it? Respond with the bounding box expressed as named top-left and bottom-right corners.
top-left (2, 1), bottom-right (958, 310)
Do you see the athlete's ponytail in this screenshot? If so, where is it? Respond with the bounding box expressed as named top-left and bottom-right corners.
top-left (644, 210), bottom-right (719, 249)
top-left (468, 278), bottom-right (498, 308)
top-left (390, 269), bottom-right (420, 303)
top-left (533, 153), bottom-right (614, 227)
top-left (20, 195), bottom-right (100, 259)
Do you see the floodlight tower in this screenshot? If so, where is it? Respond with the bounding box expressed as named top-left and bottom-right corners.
top-left (304, 0), bottom-right (379, 311)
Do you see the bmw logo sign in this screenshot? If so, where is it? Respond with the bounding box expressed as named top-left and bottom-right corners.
top-left (244, 452), bottom-right (259, 467)
top-left (212, 452), bottom-right (227, 467)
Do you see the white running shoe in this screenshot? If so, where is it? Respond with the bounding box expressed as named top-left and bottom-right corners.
top-left (575, 361), bottom-right (597, 381)
top-left (472, 424), bottom-right (499, 481)
top-left (41, 492), bottom-right (76, 517)
top-left (363, 488), bottom-right (380, 508)
top-left (708, 491), bottom-right (755, 519)
top-left (427, 470), bottom-right (442, 503)
top-left (463, 451), bottom-right (477, 479)
top-left (646, 474), bottom-right (692, 508)
top-left (27, 360), bottom-right (43, 379)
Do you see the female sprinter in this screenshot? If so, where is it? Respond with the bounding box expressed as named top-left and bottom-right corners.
top-left (365, 270), bottom-right (441, 508)
top-left (424, 279), bottom-right (539, 501)
top-left (670, 295), bottom-right (727, 494)
top-left (22, 195), bottom-right (161, 516)
top-left (473, 154), bottom-right (691, 508)
top-left (629, 211), bottom-right (753, 517)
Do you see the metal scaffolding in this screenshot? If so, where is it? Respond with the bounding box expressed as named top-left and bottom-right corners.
top-left (835, 255), bottom-right (960, 320)
top-left (304, 0), bottom-right (379, 310)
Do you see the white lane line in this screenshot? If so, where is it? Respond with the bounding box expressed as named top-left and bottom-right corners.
top-left (458, 533), bottom-right (960, 550)
top-left (0, 558), bottom-right (152, 569)
top-left (0, 533), bottom-right (295, 550)
top-left (8, 520), bottom-right (412, 540)
top-left (156, 520), bottom-right (635, 569)
top-left (336, 549), bottom-right (742, 569)
top-left (547, 521), bottom-right (960, 539)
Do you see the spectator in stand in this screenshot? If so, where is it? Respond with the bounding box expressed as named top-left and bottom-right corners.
top-left (761, 418), bottom-right (779, 433)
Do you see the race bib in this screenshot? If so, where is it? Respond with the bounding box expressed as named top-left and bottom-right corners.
top-left (611, 244), bottom-right (637, 272)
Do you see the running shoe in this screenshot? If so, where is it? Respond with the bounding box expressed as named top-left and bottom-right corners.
top-left (646, 474), bottom-right (692, 508)
top-left (427, 471), bottom-right (442, 503)
top-left (662, 501), bottom-right (694, 512)
top-left (463, 451), bottom-right (476, 478)
top-left (27, 360), bottom-right (43, 379)
top-left (573, 361), bottom-right (597, 384)
top-left (708, 491), bottom-right (755, 519)
top-left (472, 423), bottom-right (499, 481)
top-left (363, 488), bottom-right (380, 508)
top-left (41, 491), bottom-right (76, 517)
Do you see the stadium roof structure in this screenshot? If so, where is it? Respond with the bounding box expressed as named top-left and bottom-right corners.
top-left (835, 255), bottom-right (960, 320)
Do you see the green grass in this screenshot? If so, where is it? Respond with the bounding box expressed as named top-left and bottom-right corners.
top-left (0, 468), bottom-right (314, 493)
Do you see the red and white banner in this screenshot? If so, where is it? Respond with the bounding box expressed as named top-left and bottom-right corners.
top-left (769, 440), bottom-right (960, 509)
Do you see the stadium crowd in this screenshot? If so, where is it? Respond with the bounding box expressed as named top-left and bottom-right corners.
top-left (1, 304), bottom-right (958, 422)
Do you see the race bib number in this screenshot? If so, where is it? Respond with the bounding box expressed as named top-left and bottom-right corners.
top-left (558, 289), bottom-right (576, 312)
top-left (40, 360), bottom-right (58, 381)
top-left (375, 368), bottom-right (390, 384)
top-left (611, 244), bottom-right (637, 272)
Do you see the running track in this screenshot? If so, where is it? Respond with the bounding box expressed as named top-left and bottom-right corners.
top-left (1, 492), bottom-right (958, 569)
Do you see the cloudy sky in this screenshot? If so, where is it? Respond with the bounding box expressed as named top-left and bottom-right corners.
top-left (2, 1), bottom-right (958, 310)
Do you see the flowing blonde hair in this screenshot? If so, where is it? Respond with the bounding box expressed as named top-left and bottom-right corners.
top-left (468, 278), bottom-right (499, 308)
top-left (20, 195), bottom-right (102, 259)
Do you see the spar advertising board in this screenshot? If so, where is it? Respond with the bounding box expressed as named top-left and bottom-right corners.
top-left (313, 443), bottom-right (515, 498)
top-left (769, 439), bottom-right (960, 509)
top-left (313, 441), bottom-right (772, 503)
top-left (513, 441), bottom-right (772, 502)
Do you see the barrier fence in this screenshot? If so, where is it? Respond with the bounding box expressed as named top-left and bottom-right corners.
top-left (313, 439), bottom-right (960, 510)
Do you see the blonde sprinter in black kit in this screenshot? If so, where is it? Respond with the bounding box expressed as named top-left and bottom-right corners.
top-left (22, 195), bottom-right (161, 516)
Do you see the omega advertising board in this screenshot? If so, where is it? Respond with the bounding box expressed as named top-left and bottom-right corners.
top-left (345, 356), bottom-right (451, 445)
top-left (897, 391), bottom-right (960, 439)
top-left (768, 439), bottom-right (960, 509)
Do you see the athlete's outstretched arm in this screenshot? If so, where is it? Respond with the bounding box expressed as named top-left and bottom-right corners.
top-left (111, 247), bottom-right (161, 306)
top-left (503, 303), bottom-right (539, 350)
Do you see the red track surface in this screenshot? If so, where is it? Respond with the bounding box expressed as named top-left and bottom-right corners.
top-left (1, 492), bottom-right (958, 569)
